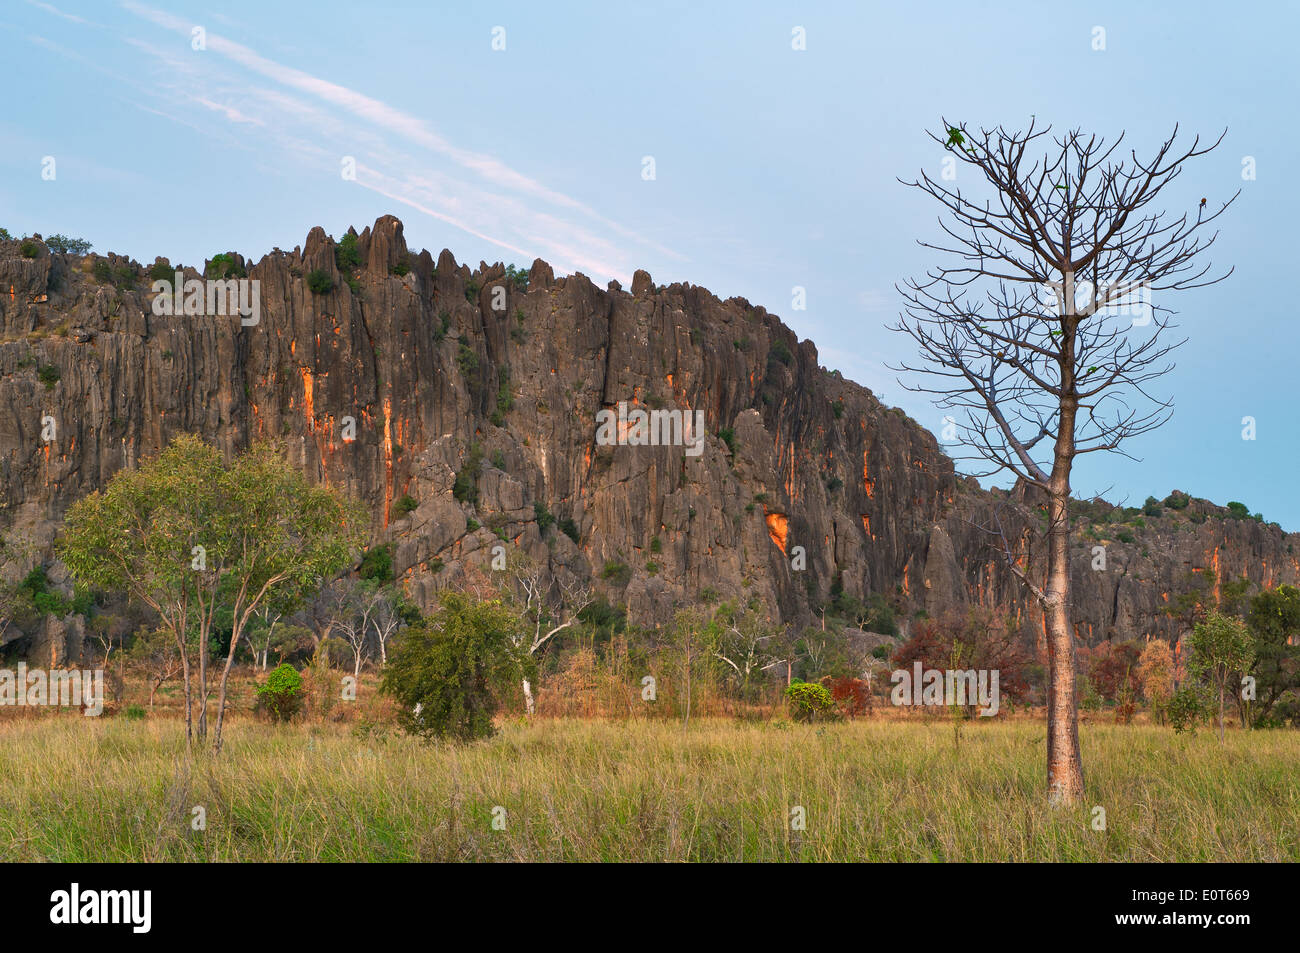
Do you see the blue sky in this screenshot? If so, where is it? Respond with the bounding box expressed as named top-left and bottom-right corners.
top-left (3, 1), bottom-right (1296, 527)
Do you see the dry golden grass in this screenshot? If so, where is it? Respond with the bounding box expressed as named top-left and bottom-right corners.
top-left (0, 713), bottom-right (1293, 862)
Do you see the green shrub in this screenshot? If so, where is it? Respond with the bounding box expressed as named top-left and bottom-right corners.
top-left (433, 310), bottom-right (452, 343)
top-left (601, 561), bottom-right (632, 586)
top-left (533, 501), bottom-right (554, 533)
top-left (1168, 686), bottom-right (1205, 734)
top-left (149, 260), bottom-right (174, 282)
top-left (92, 259), bottom-right (113, 283)
top-left (393, 494), bottom-right (418, 518)
top-left (46, 234), bottom-right (92, 255)
top-left (306, 269), bottom-right (334, 294)
top-left (456, 339), bottom-right (479, 377)
top-left (718, 427), bottom-right (737, 454)
top-left (20, 240), bottom-right (40, 259)
top-left (205, 252), bottom-right (246, 279)
top-left (785, 681), bottom-right (835, 722)
top-left (1226, 501), bottom-right (1250, 520)
top-left (1142, 496), bottom-right (1163, 517)
top-left (504, 263), bottom-right (529, 291)
top-left (358, 543), bottom-right (395, 583)
top-left (1164, 490), bottom-right (1191, 510)
top-left (390, 256), bottom-right (411, 277)
top-left (464, 278), bottom-right (480, 303)
top-left (256, 663), bottom-right (304, 723)
top-left (559, 517), bottom-right (580, 544)
top-left (453, 443), bottom-right (483, 505)
top-left (490, 370), bottom-right (513, 426)
top-left (334, 233), bottom-right (362, 272)
top-left (123, 704), bottom-right (146, 721)
top-left (37, 364), bottom-right (60, 390)
top-left (768, 341), bottom-right (793, 366)
top-left (381, 592), bottom-right (525, 742)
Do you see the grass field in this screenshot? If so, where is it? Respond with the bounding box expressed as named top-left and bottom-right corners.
top-left (0, 714), bottom-right (1294, 862)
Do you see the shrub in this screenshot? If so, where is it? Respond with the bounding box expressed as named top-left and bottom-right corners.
top-left (46, 234), bottom-right (92, 255)
top-left (453, 443), bottom-right (483, 505)
top-left (205, 252), bottom-right (246, 279)
top-left (490, 370), bottom-right (513, 426)
top-left (533, 501), bottom-right (554, 533)
top-left (429, 310), bottom-right (452, 344)
top-left (464, 278), bottom-right (480, 303)
top-left (358, 542), bottom-right (395, 583)
top-left (456, 339), bottom-right (479, 377)
top-left (92, 259), bottom-right (113, 283)
top-left (1168, 686), bottom-right (1204, 733)
top-left (785, 681), bottom-right (835, 722)
top-left (256, 663), bottom-right (304, 723)
top-left (123, 704), bottom-right (146, 721)
top-left (718, 427), bottom-right (737, 454)
top-left (393, 494), bottom-right (418, 518)
top-left (559, 517), bottom-right (580, 544)
top-left (601, 561), bottom-right (632, 586)
top-left (1164, 490), bottom-right (1191, 510)
top-left (826, 676), bottom-right (870, 717)
top-left (504, 263), bottom-right (529, 291)
top-left (1142, 496), bottom-right (1163, 517)
top-left (1226, 501), bottom-right (1250, 520)
top-left (20, 240), bottom-right (40, 259)
top-left (390, 256), bottom-right (411, 277)
top-left (381, 592), bottom-right (524, 742)
top-left (768, 341), bottom-right (793, 366)
top-left (37, 364), bottom-right (60, 390)
top-left (306, 269), bottom-right (334, 294)
top-left (335, 233), bottom-right (361, 272)
top-left (149, 260), bottom-right (174, 282)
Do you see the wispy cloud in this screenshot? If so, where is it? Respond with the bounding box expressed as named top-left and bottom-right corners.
top-left (106, 0), bottom-right (680, 279)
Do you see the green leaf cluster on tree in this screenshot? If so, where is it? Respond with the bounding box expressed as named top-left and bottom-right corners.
top-left (380, 591), bottom-right (528, 742)
top-left (58, 434), bottom-right (365, 751)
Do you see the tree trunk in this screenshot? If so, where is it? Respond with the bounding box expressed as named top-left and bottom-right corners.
top-left (1045, 488), bottom-right (1084, 804)
top-left (522, 678), bottom-right (535, 715)
top-left (1045, 377), bottom-right (1085, 805)
top-left (1218, 681), bottom-right (1225, 742)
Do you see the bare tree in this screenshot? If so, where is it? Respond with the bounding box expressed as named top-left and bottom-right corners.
top-left (368, 590), bottom-right (404, 666)
top-left (501, 551), bottom-right (593, 715)
top-left (892, 119), bottom-right (1234, 804)
top-left (714, 607), bottom-right (780, 702)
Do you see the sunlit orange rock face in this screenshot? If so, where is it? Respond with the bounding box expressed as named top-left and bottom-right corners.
top-left (2, 214), bottom-right (1298, 654)
top-left (765, 511), bottom-right (789, 554)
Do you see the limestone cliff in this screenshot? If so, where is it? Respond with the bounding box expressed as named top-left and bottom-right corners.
top-left (2, 216), bottom-right (1296, 655)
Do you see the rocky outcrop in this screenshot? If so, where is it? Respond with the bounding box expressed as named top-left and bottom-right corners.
top-left (2, 217), bottom-right (1296, 656)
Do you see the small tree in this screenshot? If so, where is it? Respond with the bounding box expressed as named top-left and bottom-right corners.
top-left (256, 663), bottom-right (304, 723)
top-left (1187, 611), bottom-right (1254, 741)
top-left (1245, 584), bottom-right (1300, 725)
top-left (1136, 638), bottom-right (1175, 724)
top-left (60, 435), bottom-right (365, 751)
top-left (381, 592), bottom-right (524, 742)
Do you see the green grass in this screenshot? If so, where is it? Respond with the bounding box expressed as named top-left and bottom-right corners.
top-left (0, 716), bottom-right (1294, 861)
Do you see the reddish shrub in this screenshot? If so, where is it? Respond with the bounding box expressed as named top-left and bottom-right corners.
top-left (824, 676), bottom-right (870, 718)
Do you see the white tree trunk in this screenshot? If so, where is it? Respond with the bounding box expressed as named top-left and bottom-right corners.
top-left (522, 678), bottom-right (536, 716)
